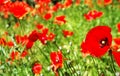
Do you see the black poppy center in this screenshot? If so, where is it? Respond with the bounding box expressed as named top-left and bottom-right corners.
top-left (100, 38), bottom-right (108, 48)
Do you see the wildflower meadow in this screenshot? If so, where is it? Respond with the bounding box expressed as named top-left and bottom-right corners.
top-left (0, 0), bottom-right (120, 76)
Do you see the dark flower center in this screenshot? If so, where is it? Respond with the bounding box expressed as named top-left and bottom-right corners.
top-left (100, 38), bottom-right (108, 48)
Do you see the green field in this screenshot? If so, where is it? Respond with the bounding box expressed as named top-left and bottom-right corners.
top-left (0, 0), bottom-right (120, 76)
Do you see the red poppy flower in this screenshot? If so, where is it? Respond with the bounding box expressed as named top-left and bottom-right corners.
top-left (52, 2), bottom-right (63, 12)
top-left (44, 12), bottom-right (52, 20)
top-left (36, 23), bottom-right (44, 30)
top-left (116, 22), bottom-right (120, 32)
top-left (7, 41), bottom-right (14, 47)
top-left (62, 30), bottom-right (73, 37)
top-left (15, 35), bottom-right (21, 44)
top-left (37, 28), bottom-right (49, 44)
top-left (28, 30), bottom-right (39, 42)
top-left (21, 50), bottom-right (28, 58)
top-left (32, 63), bottom-right (42, 74)
top-left (48, 32), bottom-right (55, 41)
top-left (64, 0), bottom-right (72, 8)
top-left (104, 0), bottom-right (112, 5)
top-left (84, 0), bottom-right (93, 8)
top-left (26, 40), bottom-right (34, 49)
top-left (110, 36), bottom-right (120, 54)
top-left (0, 1), bottom-right (11, 18)
top-left (35, 0), bottom-right (50, 15)
top-left (15, 35), bottom-right (28, 45)
top-left (97, 0), bottom-right (112, 6)
top-left (114, 38), bottom-right (120, 45)
top-left (42, 28), bottom-right (49, 35)
top-left (20, 35), bottom-right (28, 45)
top-left (9, 1), bottom-right (31, 19)
top-left (54, 15), bottom-right (66, 25)
top-left (76, 0), bottom-right (81, 5)
top-left (38, 33), bottom-right (48, 44)
top-left (84, 10), bottom-right (103, 21)
top-left (112, 37), bottom-right (120, 67)
top-left (112, 51), bottom-right (120, 67)
top-left (10, 51), bottom-right (19, 61)
top-left (81, 26), bottom-right (112, 57)
top-left (0, 38), bottom-right (6, 46)
top-left (36, 5), bottom-right (44, 15)
top-left (50, 51), bottom-right (63, 72)
top-left (34, 0), bottom-right (51, 4)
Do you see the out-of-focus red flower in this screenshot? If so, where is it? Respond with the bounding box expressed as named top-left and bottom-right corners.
top-left (4, 31), bottom-right (8, 35)
top-left (0, 0), bottom-right (10, 10)
top-left (21, 50), bottom-right (28, 58)
top-left (0, 38), bottom-right (6, 46)
top-left (28, 30), bottom-right (39, 42)
top-left (42, 28), bottom-right (49, 35)
top-left (7, 41), bottom-right (14, 47)
top-left (84, 0), bottom-right (93, 8)
top-left (84, 10), bottom-right (103, 21)
top-left (37, 27), bottom-right (55, 44)
top-left (52, 2), bottom-right (63, 12)
top-left (81, 26), bottom-right (112, 57)
top-left (32, 63), bottom-right (42, 74)
top-left (34, 0), bottom-right (51, 4)
top-left (0, 1), bottom-right (11, 18)
top-left (112, 51), bottom-right (120, 67)
top-left (118, 0), bottom-right (120, 2)
top-left (36, 23), bottom-right (44, 30)
top-left (26, 40), bottom-right (34, 49)
top-left (54, 15), bottom-right (66, 25)
top-left (35, 0), bottom-right (51, 15)
top-left (48, 32), bottom-right (55, 41)
top-left (112, 36), bottom-right (120, 67)
top-left (15, 35), bottom-right (28, 45)
top-left (76, 0), bottom-right (81, 5)
top-left (63, 30), bottom-right (73, 37)
top-left (10, 51), bottom-right (19, 61)
top-left (36, 28), bottom-right (49, 44)
top-left (64, 0), bottom-right (72, 8)
top-left (97, 0), bottom-right (112, 6)
top-left (112, 35), bottom-right (120, 67)
top-left (15, 35), bottom-right (21, 44)
top-left (111, 44), bottom-right (119, 52)
top-left (50, 51), bottom-right (63, 73)
top-left (116, 23), bottom-right (120, 32)
top-left (38, 33), bottom-right (48, 44)
top-left (111, 37), bottom-right (120, 52)
top-left (36, 5), bottom-right (44, 15)
top-left (44, 12), bottom-right (52, 20)
top-left (104, 0), bottom-right (112, 5)
top-left (114, 38), bottom-right (120, 45)
top-left (9, 1), bottom-right (31, 19)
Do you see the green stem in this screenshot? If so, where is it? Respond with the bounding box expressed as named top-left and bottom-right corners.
top-left (53, 41), bottom-right (60, 50)
top-left (109, 50), bottom-right (116, 76)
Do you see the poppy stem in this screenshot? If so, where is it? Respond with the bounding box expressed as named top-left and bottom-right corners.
top-left (91, 57), bottom-right (99, 76)
top-left (109, 49), bottom-right (116, 76)
top-left (36, 46), bottom-right (49, 62)
top-left (55, 71), bottom-right (59, 76)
